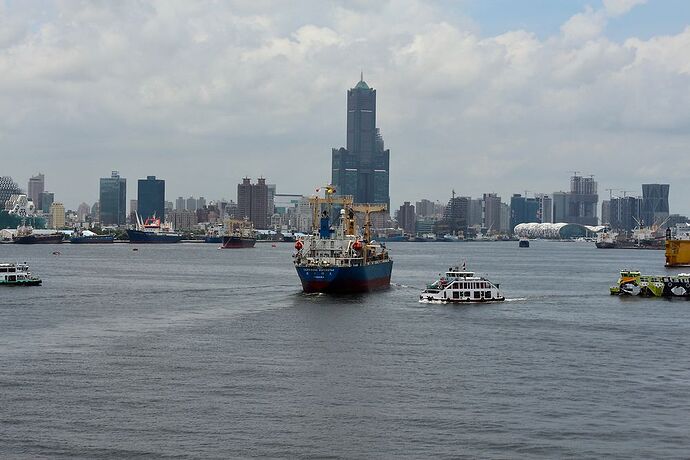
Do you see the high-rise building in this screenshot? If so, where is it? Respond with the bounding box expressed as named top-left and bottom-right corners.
top-left (440, 193), bottom-right (469, 235)
top-left (169, 210), bottom-right (198, 231)
top-left (77, 202), bottom-right (91, 222)
top-left (641, 184), bottom-right (670, 227)
top-left (398, 202), bottom-right (416, 234)
top-left (415, 199), bottom-right (435, 218)
top-left (49, 202), bottom-right (65, 229)
top-left (27, 173), bottom-right (44, 207)
top-left (482, 193), bottom-right (501, 232)
top-left (39, 191), bottom-right (54, 214)
top-left (176, 196), bottom-right (185, 211)
top-left (237, 177), bottom-right (269, 229)
top-left (99, 171), bottom-right (126, 226)
top-left (566, 175), bottom-right (598, 225)
top-left (331, 75), bottom-right (390, 210)
top-left (552, 192), bottom-right (567, 223)
top-left (468, 198), bottom-right (483, 227)
top-left (536, 194), bottom-right (552, 224)
top-left (137, 175), bottom-right (165, 221)
top-left (510, 194), bottom-right (540, 231)
top-left (601, 200), bottom-right (611, 226)
top-left (186, 196), bottom-right (197, 212)
top-left (197, 197), bottom-right (206, 209)
top-left (609, 196), bottom-right (642, 232)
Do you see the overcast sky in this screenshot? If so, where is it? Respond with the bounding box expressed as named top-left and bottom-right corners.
top-left (2, 0), bottom-right (690, 214)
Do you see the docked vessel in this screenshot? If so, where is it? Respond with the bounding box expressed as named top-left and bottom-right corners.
top-left (126, 213), bottom-right (183, 244)
top-left (0, 262), bottom-right (42, 286)
top-left (665, 224), bottom-right (690, 267)
top-left (293, 188), bottom-right (392, 293)
top-left (70, 230), bottom-right (114, 244)
top-left (221, 219), bottom-right (256, 248)
top-left (518, 237), bottom-right (529, 248)
top-left (420, 264), bottom-right (504, 303)
top-left (610, 269), bottom-right (690, 297)
top-left (13, 226), bottom-right (64, 244)
top-left (595, 230), bottom-right (617, 248)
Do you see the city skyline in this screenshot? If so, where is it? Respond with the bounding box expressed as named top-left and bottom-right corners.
top-left (2, 1), bottom-right (690, 213)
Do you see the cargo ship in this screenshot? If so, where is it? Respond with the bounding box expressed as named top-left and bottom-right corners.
top-left (665, 224), bottom-right (690, 267)
top-left (293, 187), bottom-right (392, 293)
top-left (13, 226), bottom-right (64, 244)
top-left (610, 269), bottom-right (690, 297)
top-left (221, 219), bottom-right (256, 248)
top-left (127, 213), bottom-right (183, 244)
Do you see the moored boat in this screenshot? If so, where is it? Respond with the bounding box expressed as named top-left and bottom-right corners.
top-left (610, 269), bottom-right (690, 297)
top-left (127, 213), bottom-right (183, 244)
top-left (293, 187), bottom-right (392, 293)
top-left (70, 230), bottom-right (114, 244)
top-left (518, 237), bottom-right (529, 248)
top-left (665, 224), bottom-right (690, 267)
top-left (420, 264), bottom-right (504, 303)
top-left (13, 225), bottom-right (64, 244)
top-left (0, 262), bottom-right (42, 286)
top-left (220, 219), bottom-right (256, 248)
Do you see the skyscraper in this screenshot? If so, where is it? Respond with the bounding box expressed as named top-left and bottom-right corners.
top-left (27, 173), bottom-right (44, 207)
top-left (482, 193), bottom-right (502, 232)
top-left (237, 177), bottom-right (269, 229)
top-left (641, 184), bottom-right (670, 227)
top-left (0, 176), bottom-right (23, 206)
top-left (397, 202), bottom-right (415, 234)
top-left (137, 175), bottom-right (165, 221)
top-left (49, 202), bottom-right (65, 229)
top-left (331, 75), bottom-right (390, 210)
top-left (510, 194), bottom-right (540, 231)
top-left (39, 192), bottom-right (54, 214)
top-left (99, 171), bottom-right (126, 226)
top-left (176, 196), bottom-right (185, 211)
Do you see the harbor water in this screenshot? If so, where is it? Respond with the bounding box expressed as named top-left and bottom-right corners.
top-left (1, 241), bottom-right (689, 458)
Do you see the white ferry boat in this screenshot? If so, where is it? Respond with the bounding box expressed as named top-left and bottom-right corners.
top-left (0, 262), bottom-right (42, 286)
top-left (420, 264), bottom-right (504, 303)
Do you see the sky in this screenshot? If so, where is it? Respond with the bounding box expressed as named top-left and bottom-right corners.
top-left (2, 0), bottom-right (690, 214)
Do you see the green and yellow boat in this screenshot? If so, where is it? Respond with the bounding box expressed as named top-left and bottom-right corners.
top-left (0, 262), bottom-right (42, 286)
top-left (610, 270), bottom-right (690, 297)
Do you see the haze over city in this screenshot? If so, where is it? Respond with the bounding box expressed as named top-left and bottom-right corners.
top-left (2, 0), bottom-right (690, 213)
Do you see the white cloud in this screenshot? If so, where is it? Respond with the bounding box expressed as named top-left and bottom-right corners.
top-left (603, 0), bottom-right (647, 17)
top-left (0, 0), bottom-right (689, 215)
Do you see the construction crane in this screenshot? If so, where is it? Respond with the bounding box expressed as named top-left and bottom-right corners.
top-left (604, 188), bottom-right (618, 200)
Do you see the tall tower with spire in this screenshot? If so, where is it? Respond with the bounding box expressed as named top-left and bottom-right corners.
top-left (331, 75), bottom-right (390, 210)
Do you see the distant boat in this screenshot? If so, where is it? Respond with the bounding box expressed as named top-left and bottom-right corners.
top-left (221, 219), bottom-right (256, 249)
top-left (70, 230), bottom-right (114, 244)
top-left (518, 237), bottom-right (529, 248)
top-left (0, 262), bottom-right (42, 286)
top-left (13, 225), bottom-right (63, 244)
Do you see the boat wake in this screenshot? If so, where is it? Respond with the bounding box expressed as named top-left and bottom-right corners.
top-left (505, 297), bottom-right (527, 302)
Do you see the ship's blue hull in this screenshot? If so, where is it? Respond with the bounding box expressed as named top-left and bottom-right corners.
top-left (295, 260), bottom-right (393, 293)
top-left (126, 229), bottom-right (183, 244)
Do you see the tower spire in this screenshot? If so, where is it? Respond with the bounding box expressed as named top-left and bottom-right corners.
top-left (360, 70), bottom-right (363, 82)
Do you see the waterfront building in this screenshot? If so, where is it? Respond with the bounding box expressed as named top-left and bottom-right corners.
top-left (99, 171), bottom-right (126, 226)
top-left (237, 177), bottom-right (269, 229)
top-left (39, 192), bottom-right (54, 215)
top-left (415, 217), bottom-right (437, 235)
top-left (27, 173), bottom-right (44, 208)
top-left (175, 196), bottom-right (185, 211)
top-left (601, 200), bottom-right (611, 226)
top-left (295, 196), bottom-right (313, 233)
top-left (197, 197), bottom-right (206, 209)
top-left (398, 202), bottom-right (416, 234)
top-left (510, 194), bottom-right (540, 232)
top-left (482, 193), bottom-right (501, 233)
top-left (641, 184), bottom-right (670, 227)
top-left (331, 75), bottom-right (390, 210)
top-left (49, 202), bottom-right (65, 229)
top-left (0, 176), bottom-right (23, 207)
top-left (500, 203), bottom-right (510, 233)
top-left (537, 194), bottom-right (553, 224)
top-left (137, 176), bottom-right (165, 221)
top-left (439, 193), bottom-right (469, 235)
top-left (552, 191), bottom-right (567, 223)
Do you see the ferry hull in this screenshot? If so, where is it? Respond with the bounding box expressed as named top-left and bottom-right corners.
top-left (221, 236), bottom-right (256, 248)
top-left (14, 234), bottom-right (64, 244)
top-left (0, 279), bottom-right (42, 286)
top-left (296, 260), bottom-right (393, 293)
top-left (126, 229), bottom-right (183, 244)
top-left (665, 239), bottom-right (690, 267)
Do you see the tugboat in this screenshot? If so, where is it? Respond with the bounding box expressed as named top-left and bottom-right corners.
top-left (126, 213), bottom-right (183, 244)
top-left (221, 219), bottom-right (256, 248)
top-left (518, 237), bottom-right (530, 248)
top-left (0, 262), bottom-right (42, 286)
top-left (293, 187), bottom-right (392, 293)
top-left (419, 263), bottom-right (504, 303)
top-left (610, 269), bottom-right (690, 297)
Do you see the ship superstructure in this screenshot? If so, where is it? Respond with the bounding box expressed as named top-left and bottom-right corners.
top-left (126, 212), bottom-right (183, 244)
top-left (420, 264), bottom-right (504, 303)
top-left (293, 187), bottom-right (392, 293)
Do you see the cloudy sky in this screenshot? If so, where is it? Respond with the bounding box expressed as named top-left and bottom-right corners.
top-left (2, 0), bottom-right (690, 214)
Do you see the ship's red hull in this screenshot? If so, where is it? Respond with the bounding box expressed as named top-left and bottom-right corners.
top-left (221, 236), bottom-right (256, 248)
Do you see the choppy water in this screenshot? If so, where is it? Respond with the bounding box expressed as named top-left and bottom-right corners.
top-left (1, 241), bottom-right (689, 458)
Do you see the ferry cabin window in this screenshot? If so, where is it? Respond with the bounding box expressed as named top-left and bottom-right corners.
top-left (465, 291), bottom-right (470, 297)
top-left (453, 291), bottom-right (459, 299)
top-left (0, 267), bottom-right (6, 272)
top-left (474, 291), bottom-right (480, 299)
top-left (485, 291), bottom-right (491, 298)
